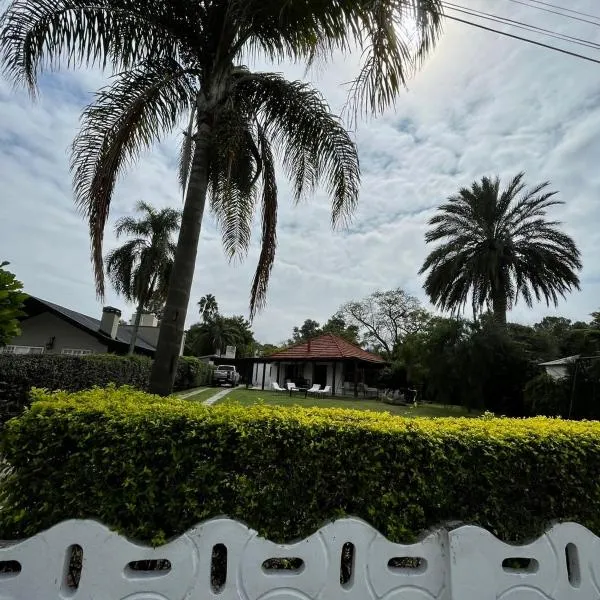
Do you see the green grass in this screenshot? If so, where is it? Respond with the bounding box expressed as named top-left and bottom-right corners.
top-left (215, 388), bottom-right (480, 417)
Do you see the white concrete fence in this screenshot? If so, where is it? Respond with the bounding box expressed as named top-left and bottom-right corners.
top-left (0, 517), bottom-right (598, 599)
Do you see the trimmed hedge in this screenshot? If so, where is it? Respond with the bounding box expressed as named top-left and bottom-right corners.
top-left (1, 386), bottom-right (600, 544)
top-left (0, 354), bottom-right (211, 423)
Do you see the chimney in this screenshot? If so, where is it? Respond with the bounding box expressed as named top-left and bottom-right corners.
top-left (100, 306), bottom-right (121, 339)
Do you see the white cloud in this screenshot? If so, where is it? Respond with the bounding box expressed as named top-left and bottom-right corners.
top-left (2, 1), bottom-right (600, 343)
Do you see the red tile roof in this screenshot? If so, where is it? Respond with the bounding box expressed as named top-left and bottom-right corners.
top-left (267, 333), bottom-right (385, 364)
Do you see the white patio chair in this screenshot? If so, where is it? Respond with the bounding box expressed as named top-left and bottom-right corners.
top-left (272, 382), bottom-right (286, 393)
top-left (316, 385), bottom-right (331, 397)
top-left (286, 382), bottom-right (300, 393)
top-left (306, 384), bottom-right (321, 395)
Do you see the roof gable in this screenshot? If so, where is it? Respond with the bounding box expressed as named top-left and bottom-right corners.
top-left (23, 297), bottom-right (156, 352)
top-left (267, 333), bottom-right (385, 363)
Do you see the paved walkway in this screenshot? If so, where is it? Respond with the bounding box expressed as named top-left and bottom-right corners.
top-left (176, 387), bottom-right (207, 399)
top-left (203, 386), bottom-right (236, 406)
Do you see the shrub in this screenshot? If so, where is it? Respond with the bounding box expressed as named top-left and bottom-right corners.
top-left (174, 356), bottom-right (213, 391)
top-left (0, 354), bottom-right (212, 423)
top-left (2, 386), bottom-right (600, 544)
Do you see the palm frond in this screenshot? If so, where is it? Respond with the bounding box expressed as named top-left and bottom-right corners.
top-left (249, 123), bottom-right (277, 320)
top-left (71, 57), bottom-right (196, 296)
top-left (208, 106), bottom-right (257, 260)
top-left (235, 72), bottom-right (360, 227)
top-left (0, 0), bottom-right (183, 94)
top-left (420, 173), bottom-right (582, 320)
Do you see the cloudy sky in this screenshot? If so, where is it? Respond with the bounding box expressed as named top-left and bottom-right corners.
top-left (1, 0), bottom-right (600, 344)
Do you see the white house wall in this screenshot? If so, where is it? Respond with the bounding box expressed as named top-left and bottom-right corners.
top-left (252, 361), bottom-right (346, 394)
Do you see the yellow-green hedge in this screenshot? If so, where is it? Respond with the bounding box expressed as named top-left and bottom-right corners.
top-left (1, 386), bottom-right (600, 544)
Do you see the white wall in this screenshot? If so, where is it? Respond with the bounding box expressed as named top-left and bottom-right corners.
top-left (251, 361), bottom-right (346, 394)
top-left (1, 518), bottom-right (596, 600)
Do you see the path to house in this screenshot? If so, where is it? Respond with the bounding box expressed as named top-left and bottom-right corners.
top-left (202, 386), bottom-right (236, 406)
top-left (176, 387), bottom-right (208, 399)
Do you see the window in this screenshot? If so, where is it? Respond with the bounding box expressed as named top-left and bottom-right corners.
top-left (61, 349), bottom-right (93, 356)
top-left (2, 345), bottom-right (44, 354)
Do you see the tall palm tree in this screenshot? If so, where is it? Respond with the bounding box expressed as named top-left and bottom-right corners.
top-left (198, 294), bottom-right (218, 323)
top-left (106, 201), bottom-right (180, 354)
top-left (0, 0), bottom-right (442, 394)
top-left (420, 173), bottom-right (582, 325)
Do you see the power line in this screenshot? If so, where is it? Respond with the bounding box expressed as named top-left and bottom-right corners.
top-left (444, 14), bottom-right (600, 65)
top-left (443, 2), bottom-right (600, 51)
top-left (516, 0), bottom-right (600, 22)
top-left (500, 0), bottom-right (600, 28)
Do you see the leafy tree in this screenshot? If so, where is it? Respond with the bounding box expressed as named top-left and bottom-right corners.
top-left (339, 288), bottom-right (430, 355)
top-left (0, 0), bottom-right (442, 395)
top-left (321, 314), bottom-right (360, 344)
top-left (256, 343), bottom-right (280, 357)
top-left (198, 294), bottom-right (218, 323)
top-left (288, 319), bottom-right (322, 345)
top-left (105, 201), bottom-right (180, 354)
top-left (420, 173), bottom-right (582, 325)
top-left (0, 261), bottom-right (27, 346)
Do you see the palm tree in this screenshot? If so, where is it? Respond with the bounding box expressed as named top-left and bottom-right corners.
top-left (198, 294), bottom-right (218, 323)
top-left (420, 173), bottom-right (582, 325)
top-left (106, 201), bottom-right (180, 354)
top-left (0, 0), bottom-right (442, 394)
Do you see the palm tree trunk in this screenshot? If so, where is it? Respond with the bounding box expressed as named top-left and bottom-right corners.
top-left (492, 293), bottom-right (508, 326)
top-left (128, 300), bottom-right (144, 356)
top-left (149, 119), bottom-right (211, 395)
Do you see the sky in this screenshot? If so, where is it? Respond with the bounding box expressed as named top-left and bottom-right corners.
top-left (1, 0), bottom-right (600, 344)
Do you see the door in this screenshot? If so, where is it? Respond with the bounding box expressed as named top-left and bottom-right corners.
top-left (313, 364), bottom-right (328, 388)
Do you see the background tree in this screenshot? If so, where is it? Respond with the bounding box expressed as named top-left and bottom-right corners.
top-left (198, 294), bottom-right (219, 323)
top-left (288, 319), bottom-right (322, 345)
top-left (0, 261), bottom-right (27, 347)
top-left (286, 314), bottom-right (359, 345)
top-left (339, 288), bottom-right (430, 356)
top-left (0, 0), bottom-right (442, 395)
top-left (106, 201), bottom-right (180, 354)
top-left (420, 173), bottom-right (582, 325)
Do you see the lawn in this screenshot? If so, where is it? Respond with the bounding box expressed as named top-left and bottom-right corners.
top-left (215, 388), bottom-right (480, 417)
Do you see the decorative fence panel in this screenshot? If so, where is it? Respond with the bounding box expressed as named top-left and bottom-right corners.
top-left (0, 518), bottom-right (597, 599)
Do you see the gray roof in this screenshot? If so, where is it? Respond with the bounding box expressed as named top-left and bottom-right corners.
top-left (31, 297), bottom-right (156, 352)
top-left (539, 355), bottom-right (580, 367)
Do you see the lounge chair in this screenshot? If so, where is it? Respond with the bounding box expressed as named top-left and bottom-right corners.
top-left (316, 385), bottom-right (331, 397)
top-left (286, 382), bottom-right (300, 393)
top-left (272, 382), bottom-right (286, 393)
top-left (306, 384), bottom-right (321, 395)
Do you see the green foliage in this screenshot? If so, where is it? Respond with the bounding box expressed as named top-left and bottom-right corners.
top-left (0, 354), bottom-right (211, 424)
top-left (339, 289), bottom-right (430, 356)
top-left (524, 373), bottom-right (568, 417)
top-left (0, 262), bottom-right (26, 347)
top-left (4, 387), bottom-right (600, 544)
top-left (186, 315), bottom-right (255, 358)
top-left (420, 173), bottom-right (582, 324)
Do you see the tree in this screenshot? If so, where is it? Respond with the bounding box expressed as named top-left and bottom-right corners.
top-left (105, 201), bottom-right (180, 354)
top-left (0, 0), bottom-right (442, 395)
top-left (198, 294), bottom-right (219, 323)
top-left (321, 314), bottom-right (359, 345)
top-left (420, 173), bottom-right (582, 325)
top-left (0, 261), bottom-right (27, 346)
top-left (339, 289), bottom-right (430, 356)
top-left (288, 319), bottom-right (322, 345)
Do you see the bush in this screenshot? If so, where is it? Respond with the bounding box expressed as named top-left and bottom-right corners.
top-left (3, 386), bottom-right (600, 544)
top-left (0, 354), bottom-right (212, 423)
top-left (174, 356), bottom-right (212, 391)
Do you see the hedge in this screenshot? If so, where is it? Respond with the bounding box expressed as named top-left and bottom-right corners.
top-left (0, 354), bottom-right (212, 423)
top-left (1, 386), bottom-right (600, 544)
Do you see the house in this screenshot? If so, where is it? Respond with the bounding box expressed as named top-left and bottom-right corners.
top-left (539, 355), bottom-right (580, 380)
top-left (250, 333), bottom-right (386, 396)
top-left (3, 296), bottom-right (183, 357)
